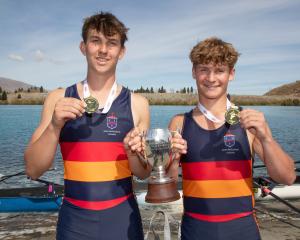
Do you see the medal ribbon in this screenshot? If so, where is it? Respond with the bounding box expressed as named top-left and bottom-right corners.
top-left (197, 98), bottom-right (231, 123)
top-left (82, 79), bottom-right (117, 114)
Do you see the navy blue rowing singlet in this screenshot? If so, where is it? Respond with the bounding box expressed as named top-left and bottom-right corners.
top-left (56, 84), bottom-right (144, 240)
top-left (180, 110), bottom-right (261, 240)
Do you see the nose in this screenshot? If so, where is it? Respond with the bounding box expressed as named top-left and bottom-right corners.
top-left (99, 43), bottom-right (108, 54)
top-left (207, 71), bottom-right (216, 82)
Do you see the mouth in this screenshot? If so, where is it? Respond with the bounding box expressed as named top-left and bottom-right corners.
top-left (95, 57), bottom-right (109, 64)
top-left (204, 84), bottom-right (219, 90)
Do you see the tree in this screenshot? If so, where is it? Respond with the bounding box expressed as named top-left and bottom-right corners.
top-left (190, 87), bottom-right (193, 93)
top-left (27, 88), bottom-right (31, 93)
top-left (40, 86), bottom-right (44, 93)
top-left (187, 87), bottom-right (190, 94)
top-left (2, 91), bottom-right (7, 101)
top-left (158, 86), bottom-right (166, 93)
top-left (17, 94), bottom-right (22, 99)
top-left (150, 87), bottom-right (154, 93)
top-left (0, 86), bottom-right (2, 93)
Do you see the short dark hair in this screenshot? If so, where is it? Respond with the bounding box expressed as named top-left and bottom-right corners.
top-left (82, 12), bottom-right (129, 47)
top-left (190, 37), bottom-right (240, 70)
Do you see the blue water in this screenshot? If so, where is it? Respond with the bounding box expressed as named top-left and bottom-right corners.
top-left (0, 105), bottom-right (299, 188)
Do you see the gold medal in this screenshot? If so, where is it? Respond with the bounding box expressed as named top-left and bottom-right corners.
top-left (84, 96), bottom-right (99, 114)
top-left (225, 106), bottom-right (240, 125)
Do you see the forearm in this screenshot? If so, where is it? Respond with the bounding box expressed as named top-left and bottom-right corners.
top-left (261, 138), bottom-right (296, 185)
top-left (127, 150), bottom-right (152, 180)
top-left (24, 123), bottom-right (60, 179)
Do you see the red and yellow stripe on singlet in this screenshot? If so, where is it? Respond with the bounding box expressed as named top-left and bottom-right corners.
top-left (60, 142), bottom-right (133, 210)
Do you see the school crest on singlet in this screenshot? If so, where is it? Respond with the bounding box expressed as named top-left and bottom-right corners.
top-left (224, 133), bottom-right (235, 148)
top-left (107, 113), bottom-right (118, 130)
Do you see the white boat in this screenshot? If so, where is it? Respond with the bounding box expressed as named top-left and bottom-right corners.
top-left (135, 176), bottom-right (300, 206)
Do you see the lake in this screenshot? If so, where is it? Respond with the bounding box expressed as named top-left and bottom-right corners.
top-left (0, 105), bottom-right (299, 188)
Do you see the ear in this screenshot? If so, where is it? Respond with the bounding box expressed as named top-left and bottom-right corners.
top-left (192, 66), bottom-right (196, 79)
top-left (229, 68), bottom-right (235, 81)
top-left (79, 41), bottom-right (86, 56)
top-left (118, 46), bottom-right (126, 60)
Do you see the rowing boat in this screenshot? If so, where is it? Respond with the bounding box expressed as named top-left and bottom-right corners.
top-left (0, 185), bottom-right (63, 212)
top-left (0, 175), bottom-right (299, 213)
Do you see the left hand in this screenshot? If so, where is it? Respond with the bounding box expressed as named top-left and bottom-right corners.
top-left (123, 127), bottom-right (144, 153)
top-left (239, 109), bottom-right (272, 143)
top-left (170, 131), bottom-right (187, 162)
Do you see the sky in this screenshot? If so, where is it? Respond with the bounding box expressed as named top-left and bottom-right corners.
top-left (0, 0), bottom-right (300, 95)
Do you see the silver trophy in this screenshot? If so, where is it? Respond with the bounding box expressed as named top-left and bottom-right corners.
top-left (139, 128), bottom-right (180, 203)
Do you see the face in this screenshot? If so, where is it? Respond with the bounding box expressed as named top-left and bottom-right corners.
top-left (80, 29), bottom-right (125, 75)
top-left (192, 63), bottom-right (235, 100)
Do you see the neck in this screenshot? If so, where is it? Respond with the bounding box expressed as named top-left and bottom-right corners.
top-left (198, 94), bottom-right (228, 115)
top-left (86, 71), bottom-right (116, 92)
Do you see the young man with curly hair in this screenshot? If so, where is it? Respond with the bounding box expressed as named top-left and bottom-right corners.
top-left (168, 37), bottom-right (296, 240)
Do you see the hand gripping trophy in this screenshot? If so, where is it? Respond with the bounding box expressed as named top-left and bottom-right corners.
top-left (139, 128), bottom-right (180, 203)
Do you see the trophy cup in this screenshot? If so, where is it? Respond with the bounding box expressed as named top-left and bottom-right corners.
top-left (139, 128), bottom-right (180, 203)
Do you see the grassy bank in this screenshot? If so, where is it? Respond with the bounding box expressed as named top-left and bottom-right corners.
top-left (1, 92), bottom-right (300, 106)
top-left (141, 93), bottom-right (300, 106)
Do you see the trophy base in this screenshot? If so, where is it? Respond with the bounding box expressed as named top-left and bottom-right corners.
top-left (145, 180), bottom-right (181, 203)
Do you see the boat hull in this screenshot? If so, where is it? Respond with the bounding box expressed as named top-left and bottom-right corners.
top-left (0, 196), bottom-right (62, 212)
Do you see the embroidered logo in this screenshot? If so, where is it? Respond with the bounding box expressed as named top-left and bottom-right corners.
top-left (224, 133), bottom-right (235, 148)
top-left (106, 113), bottom-right (118, 130)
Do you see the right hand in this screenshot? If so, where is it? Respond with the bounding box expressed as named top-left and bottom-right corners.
top-left (51, 97), bottom-right (86, 130)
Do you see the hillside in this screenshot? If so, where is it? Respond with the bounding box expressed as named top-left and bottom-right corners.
top-left (0, 77), bottom-right (33, 92)
top-left (264, 80), bottom-right (300, 97)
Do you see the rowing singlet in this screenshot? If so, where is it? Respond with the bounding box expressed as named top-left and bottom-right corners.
top-left (181, 110), bottom-right (261, 240)
top-left (57, 84), bottom-right (144, 240)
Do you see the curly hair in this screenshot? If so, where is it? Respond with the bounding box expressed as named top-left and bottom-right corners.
top-left (82, 12), bottom-right (129, 47)
top-left (189, 37), bottom-right (240, 69)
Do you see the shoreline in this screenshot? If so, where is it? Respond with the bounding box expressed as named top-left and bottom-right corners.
top-left (0, 92), bottom-right (300, 106)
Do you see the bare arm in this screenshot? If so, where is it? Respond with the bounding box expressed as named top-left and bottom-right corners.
top-left (24, 89), bottom-right (85, 179)
top-left (167, 114), bottom-right (187, 181)
top-left (124, 93), bottom-right (151, 179)
top-left (240, 109), bottom-right (296, 185)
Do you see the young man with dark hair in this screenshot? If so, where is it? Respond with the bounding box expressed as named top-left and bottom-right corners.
top-left (168, 37), bottom-right (296, 240)
top-left (25, 12), bottom-right (149, 240)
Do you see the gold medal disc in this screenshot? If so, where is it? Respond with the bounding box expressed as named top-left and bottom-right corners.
top-left (84, 96), bottom-right (99, 114)
top-left (225, 106), bottom-right (240, 125)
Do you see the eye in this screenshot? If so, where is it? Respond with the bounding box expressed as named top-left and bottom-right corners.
top-left (108, 40), bottom-right (118, 46)
top-left (216, 68), bottom-right (225, 73)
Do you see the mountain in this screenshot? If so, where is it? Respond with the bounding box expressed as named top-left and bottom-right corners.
top-left (0, 77), bottom-right (34, 92)
top-left (264, 81), bottom-right (300, 97)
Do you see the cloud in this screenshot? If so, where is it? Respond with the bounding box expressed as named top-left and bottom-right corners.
top-left (34, 49), bottom-right (46, 62)
top-left (8, 54), bottom-right (24, 62)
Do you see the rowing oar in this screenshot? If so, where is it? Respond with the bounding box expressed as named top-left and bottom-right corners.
top-left (32, 177), bottom-right (62, 187)
top-left (254, 160), bottom-right (300, 169)
top-left (254, 179), bottom-right (300, 215)
top-left (0, 168), bottom-right (57, 183)
top-left (0, 170), bottom-right (25, 183)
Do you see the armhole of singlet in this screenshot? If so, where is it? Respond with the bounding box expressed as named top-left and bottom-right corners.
top-left (128, 90), bottom-right (135, 129)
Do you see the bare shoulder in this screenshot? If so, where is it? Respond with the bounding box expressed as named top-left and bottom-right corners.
top-left (131, 92), bottom-right (149, 106)
top-left (130, 92), bottom-right (150, 129)
top-left (169, 113), bottom-right (185, 131)
top-left (44, 88), bottom-right (65, 104)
